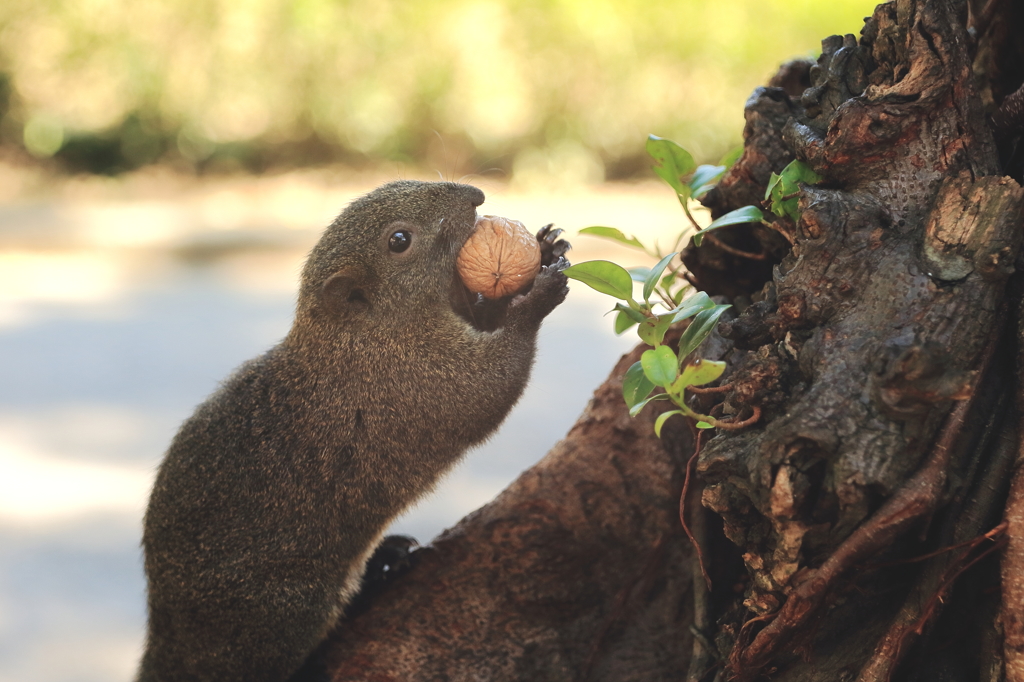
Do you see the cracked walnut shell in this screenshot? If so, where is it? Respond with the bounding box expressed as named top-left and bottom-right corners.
top-left (457, 215), bottom-right (541, 299)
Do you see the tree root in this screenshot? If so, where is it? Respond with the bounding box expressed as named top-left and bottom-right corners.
top-left (713, 406), bottom-right (761, 431)
top-left (856, 393), bottom-right (1018, 682)
top-left (727, 398), bottom-right (969, 679)
top-left (702, 234), bottom-right (769, 261)
top-left (688, 383), bottom-right (732, 396)
top-left (722, 314), bottom-right (1006, 680)
top-left (855, 523), bottom-right (1008, 682)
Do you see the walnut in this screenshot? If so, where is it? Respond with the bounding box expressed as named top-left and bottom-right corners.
top-left (456, 215), bottom-right (541, 299)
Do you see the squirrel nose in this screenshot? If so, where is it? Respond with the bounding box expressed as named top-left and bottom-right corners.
top-left (448, 183), bottom-right (485, 207)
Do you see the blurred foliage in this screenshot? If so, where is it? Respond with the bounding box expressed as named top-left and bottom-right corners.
top-left (0, 0), bottom-right (874, 177)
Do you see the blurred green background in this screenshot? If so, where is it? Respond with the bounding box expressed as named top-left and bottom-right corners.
top-left (0, 0), bottom-right (875, 181)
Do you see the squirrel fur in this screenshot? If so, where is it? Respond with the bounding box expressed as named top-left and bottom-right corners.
top-left (137, 180), bottom-right (569, 682)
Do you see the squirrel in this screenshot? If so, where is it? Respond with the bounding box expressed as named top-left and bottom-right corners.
top-left (137, 180), bottom-right (570, 682)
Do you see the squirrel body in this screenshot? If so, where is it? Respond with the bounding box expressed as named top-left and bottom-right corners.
top-left (137, 181), bottom-right (569, 682)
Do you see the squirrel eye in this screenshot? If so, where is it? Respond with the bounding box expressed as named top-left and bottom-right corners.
top-left (388, 230), bottom-right (412, 253)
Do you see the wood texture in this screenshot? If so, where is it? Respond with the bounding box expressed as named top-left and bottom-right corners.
top-left (325, 347), bottom-right (697, 681)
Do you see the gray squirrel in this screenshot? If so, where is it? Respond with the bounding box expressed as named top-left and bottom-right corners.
top-left (137, 180), bottom-right (570, 682)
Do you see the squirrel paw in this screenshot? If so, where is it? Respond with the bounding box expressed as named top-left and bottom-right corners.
top-left (510, 256), bottom-right (570, 323)
top-left (364, 534), bottom-right (418, 587)
top-left (536, 224), bottom-right (572, 266)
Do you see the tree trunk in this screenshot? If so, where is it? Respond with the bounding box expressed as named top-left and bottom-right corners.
top-left (323, 1), bottom-right (1024, 680)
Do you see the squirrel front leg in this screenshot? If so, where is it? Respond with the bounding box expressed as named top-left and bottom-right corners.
top-left (506, 256), bottom-right (571, 331)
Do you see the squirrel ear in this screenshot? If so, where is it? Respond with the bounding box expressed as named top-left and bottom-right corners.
top-left (321, 269), bottom-right (372, 318)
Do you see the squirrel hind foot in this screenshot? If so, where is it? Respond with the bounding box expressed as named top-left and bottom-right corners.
top-left (344, 535), bottom-right (420, 618)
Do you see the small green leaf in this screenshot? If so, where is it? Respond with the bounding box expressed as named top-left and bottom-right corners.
top-left (614, 302), bottom-right (647, 325)
top-left (643, 252), bottom-right (677, 302)
top-left (564, 260), bottom-right (634, 300)
top-left (641, 345), bottom-right (679, 386)
top-left (689, 164), bottom-right (726, 198)
top-left (614, 310), bottom-right (639, 334)
top-left (654, 410), bottom-right (685, 438)
top-left (668, 281), bottom-right (692, 306)
top-left (579, 226), bottom-right (645, 250)
top-left (660, 271), bottom-right (677, 291)
top-left (628, 392), bottom-right (671, 417)
top-left (623, 361), bottom-right (656, 408)
top-left (788, 159), bottom-right (823, 185)
top-left (637, 313), bottom-right (674, 347)
top-left (696, 421), bottom-right (715, 429)
top-left (678, 304), bottom-right (731, 359)
top-left (765, 172), bottom-right (782, 201)
top-left (647, 135), bottom-right (696, 197)
top-left (673, 358), bottom-right (727, 391)
top-left (765, 160), bottom-right (822, 220)
top-left (628, 266), bottom-right (652, 283)
top-left (670, 291), bottom-right (714, 323)
top-left (693, 205), bottom-right (765, 246)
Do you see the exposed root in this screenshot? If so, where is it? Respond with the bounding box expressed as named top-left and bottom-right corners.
top-left (724, 318), bottom-right (1005, 680)
top-left (689, 383), bottom-right (733, 396)
top-left (855, 523), bottom-right (1009, 682)
top-left (681, 428), bottom-right (713, 591)
top-left (727, 398), bottom-right (970, 680)
top-left (714, 406), bottom-right (762, 431)
top-left (702, 233), bottom-right (769, 261)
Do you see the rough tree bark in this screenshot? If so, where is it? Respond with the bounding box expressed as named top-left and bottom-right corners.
top-left (322, 1), bottom-right (1024, 680)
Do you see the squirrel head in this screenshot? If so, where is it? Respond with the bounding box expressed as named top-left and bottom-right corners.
top-left (296, 180), bottom-right (485, 332)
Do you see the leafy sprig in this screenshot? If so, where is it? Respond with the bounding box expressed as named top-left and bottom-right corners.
top-left (561, 134), bottom-right (809, 436)
top-left (564, 256), bottom-right (730, 433)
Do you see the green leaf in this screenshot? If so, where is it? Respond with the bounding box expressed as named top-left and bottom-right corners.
top-left (696, 421), bottom-right (715, 429)
top-left (654, 410), bottom-right (685, 438)
top-left (628, 266), bottom-right (652, 283)
top-left (643, 252), bottom-right (677, 302)
top-left (614, 310), bottom-right (639, 334)
top-left (578, 226), bottom-right (646, 250)
top-left (789, 159), bottom-right (823, 185)
top-left (669, 291), bottom-right (714, 323)
top-left (641, 345), bottom-right (679, 386)
top-left (764, 172), bottom-right (782, 201)
top-left (646, 134), bottom-right (696, 197)
top-left (637, 313), bottom-right (674, 347)
top-left (693, 205), bottom-right (765, 246)
top-left (765, 160), bottom-right (822, 220)
top-left (720, 146), bottom-right (743, 169)
top-left (628, 392), bottom-right (671, 417)
top-left (622, 361), bottom-right (656, 408)
top-left (614, 302), bottom-right (647, 325)
top-left (673, 358), bottom-right (727, 392)
top-left (678, 304), bottom-right (731, 359)
top-left (564, 260), bottom-right (634, 300)
top-left (689, 164), bottom-right (726, 198)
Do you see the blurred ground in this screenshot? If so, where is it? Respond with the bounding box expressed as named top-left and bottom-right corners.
top-left (0, 163), bottom-right (695, 682)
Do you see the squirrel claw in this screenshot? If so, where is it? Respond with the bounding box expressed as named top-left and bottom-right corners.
top-left (544, 255), bottom-right (571, 273)
top-left (537, 223), bottom-right (572, 267)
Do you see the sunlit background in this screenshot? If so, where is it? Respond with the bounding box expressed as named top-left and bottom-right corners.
top-left (0, 1), bottom-right (875, 680)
